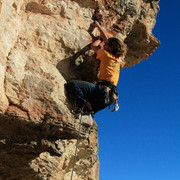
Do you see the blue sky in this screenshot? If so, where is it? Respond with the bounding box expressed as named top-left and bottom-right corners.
top-left (96, 1), bottom-right (180, 180)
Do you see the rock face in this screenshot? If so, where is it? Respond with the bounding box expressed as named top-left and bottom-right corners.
top-left (0, 0), bottom-right (160, 179)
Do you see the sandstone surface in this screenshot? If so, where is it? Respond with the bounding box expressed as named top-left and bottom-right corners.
top-left (0, 0), bottom-right (160, 179)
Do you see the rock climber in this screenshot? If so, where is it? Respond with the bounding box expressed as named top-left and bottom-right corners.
top-left (65, 21), bottom-right (127, 114)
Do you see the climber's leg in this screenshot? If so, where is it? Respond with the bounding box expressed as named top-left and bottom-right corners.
top-left (65, 80), bottom-right (96, 111)
top-left (90, 84), bottom-right (109, 113)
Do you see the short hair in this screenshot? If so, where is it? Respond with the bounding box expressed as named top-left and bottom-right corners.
top-left (108, 38), bottom-right (127, 58)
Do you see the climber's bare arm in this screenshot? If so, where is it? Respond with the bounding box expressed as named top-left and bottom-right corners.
top-left (92, 21), bottom-right (109, 43)
top-left (90, 39), bottom-right (101, 53)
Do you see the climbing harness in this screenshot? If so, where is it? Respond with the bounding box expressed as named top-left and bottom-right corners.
top-left (70, 110), bottom-right (94, 180)
top-left (96, 80), bottom-right (119, 112)
top-left (109, 100), bottom-right (119, 112)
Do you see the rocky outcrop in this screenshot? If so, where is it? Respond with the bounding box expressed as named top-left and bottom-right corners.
top-left (0, 0), bottom-right (160, 179)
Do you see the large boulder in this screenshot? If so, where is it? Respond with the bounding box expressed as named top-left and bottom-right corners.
top-left (0, 0), bottom-right (160, 179)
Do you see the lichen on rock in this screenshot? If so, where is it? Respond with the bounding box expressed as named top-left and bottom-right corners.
top-left (0, 0), bottom-right (160, 179)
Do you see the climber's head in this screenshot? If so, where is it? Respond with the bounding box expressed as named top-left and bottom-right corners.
top-left (104, 38), bottom-right (127, 58)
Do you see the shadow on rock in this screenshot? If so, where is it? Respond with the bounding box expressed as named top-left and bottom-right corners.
top-left (0, 112), bottom-right (85, 179)
top-left (56, 44), bottom-right (99, 83)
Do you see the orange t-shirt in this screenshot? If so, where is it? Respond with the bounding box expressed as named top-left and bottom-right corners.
top-left (96, 49), bottom-right (121, 86)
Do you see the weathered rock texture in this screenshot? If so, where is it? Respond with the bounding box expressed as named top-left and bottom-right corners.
top-left (0, 0), bottom-right (160, 179)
